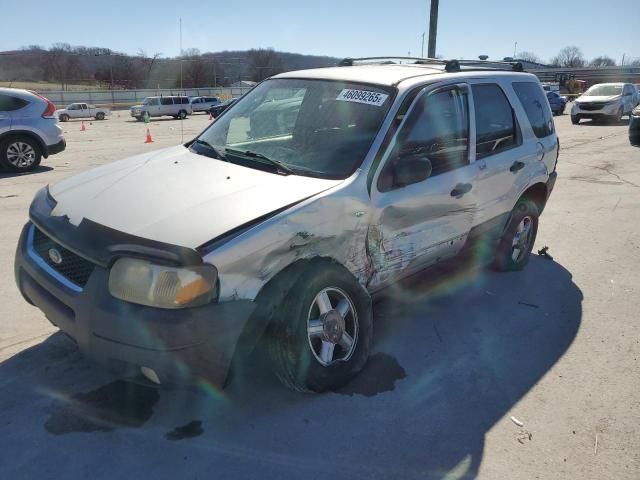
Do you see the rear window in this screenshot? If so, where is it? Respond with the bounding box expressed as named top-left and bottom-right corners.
top-left (179, 97), bottom-right (189, 104)
top-left (513, 82), bottom-right (554, 138)
top-left (471, 84), bottom-right (518, 159)
top-left (0, 95), bottom-right (28, 112)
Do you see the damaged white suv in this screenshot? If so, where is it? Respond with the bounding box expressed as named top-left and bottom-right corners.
top-left (15, 58), bottom-right (558, 392)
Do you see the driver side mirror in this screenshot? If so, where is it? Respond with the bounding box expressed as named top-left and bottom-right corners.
top-left (393, 153), bottom-right (433, 188)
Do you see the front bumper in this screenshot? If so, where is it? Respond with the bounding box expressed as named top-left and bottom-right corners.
top-left (46, 139), bottom-right (66, 157)
top-left (572, 102), bottom-right (619, 118)
top-left (14, 222), bottom-right (255, 387)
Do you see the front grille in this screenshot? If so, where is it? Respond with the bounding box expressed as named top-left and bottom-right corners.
top-left (30, 226), bottom-right (95, 288)
top-left (579, 102), bottom-right (605, 111)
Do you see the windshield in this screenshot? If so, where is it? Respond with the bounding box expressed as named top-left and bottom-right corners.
top-left (584, 84), bottom-right (623, 97)
top-left (193, 78), bottom-right (394, 179)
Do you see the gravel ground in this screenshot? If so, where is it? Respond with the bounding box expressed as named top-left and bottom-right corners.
top-left (0, 110), bottom-right (638, 479)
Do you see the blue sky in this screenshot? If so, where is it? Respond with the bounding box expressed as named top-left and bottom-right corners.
top-left (2, 0), bottom-right (638, 63)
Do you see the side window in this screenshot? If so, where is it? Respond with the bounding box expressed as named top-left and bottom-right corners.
top-left (513, 81), bottom-right (554, 139)
top-left (68, 104), bottom-right (79, 110)
top-left (379, 86), bottom-right (469, 191)
top-left (148, 98), bottom-right (159, 106)
top-left (472, 84), bottom-right (519, 157)
top-left (160, 97), bottom-right (174, 105)
top-left (180, 97), bottom-right (189, 104)
top-left (0, 94), bottom-right (28, 112)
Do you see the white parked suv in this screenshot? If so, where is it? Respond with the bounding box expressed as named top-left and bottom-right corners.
top-left (0, 88), bottom-right (66, 172)
top-left (191, 96), bottom-right (221, 113)
top-left (571, 83), bottom-right (638, 124)
top-left (15, 58), bottom-right (558, 391)
top-left (56, 103), bottom-right (111, 122)
top-left (130, 96), bottom-right (192, 121)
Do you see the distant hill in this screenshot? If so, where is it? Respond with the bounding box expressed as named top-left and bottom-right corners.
top-left (0, 46), bottom-right (341, 90)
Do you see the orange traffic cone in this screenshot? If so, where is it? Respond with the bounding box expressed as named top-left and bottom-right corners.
top-left (80, 121), bottom-right (86, 131)
top-left (208, 111), bottom-right (213, 121)
top-left (144, 128), bottom-right (154, 143)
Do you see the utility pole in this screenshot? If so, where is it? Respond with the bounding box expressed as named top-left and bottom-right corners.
top-left (513, 41), bottom-right (518, 58)
top-left (427, 0), bottom-right (439, 58)
top-left (421, 32), bottom-right (426, 58)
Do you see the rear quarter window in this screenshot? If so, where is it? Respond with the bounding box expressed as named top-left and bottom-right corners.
top-left (513, 81), bottom-right (555, 138)
top-left (471, 84), bottom-right (519, 159)
top-left (0, 95), bottom-right (28, 112)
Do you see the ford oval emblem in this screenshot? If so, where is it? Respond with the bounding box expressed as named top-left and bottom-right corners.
top-left (48, 248), bottom-right (63, 265)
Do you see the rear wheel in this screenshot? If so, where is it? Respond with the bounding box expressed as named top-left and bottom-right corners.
top-left (493, 199), bottom-right (539, 272)
top-left (0, 136), bottom-right (42, 172)
top-left (267, 263), bottom-right (372, 392)
top-left (177, 110), bottom-right (187, 120)
top-left (95, 112), bottom-right (105, 120)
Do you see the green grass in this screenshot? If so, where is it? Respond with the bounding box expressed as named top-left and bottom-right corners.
top-left (0, 81), bottom-right (104, 91)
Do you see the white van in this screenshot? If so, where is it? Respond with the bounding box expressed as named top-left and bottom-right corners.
top-left (130, 96), bottom-right (193, 121)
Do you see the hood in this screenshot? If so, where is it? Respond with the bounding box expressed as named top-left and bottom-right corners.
top-left (576, 95), bottom-right (620, 103)
top-left (130, 104), bottom-right (143, 109)
top-left (48, 146), bottom-right (342, 248)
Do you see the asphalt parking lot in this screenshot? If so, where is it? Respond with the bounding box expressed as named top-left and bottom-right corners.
top-left (0, 110), bottom-right (638, 479)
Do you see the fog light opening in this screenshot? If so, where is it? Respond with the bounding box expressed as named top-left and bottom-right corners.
top-left (140, 366), bottom-right (161, 385)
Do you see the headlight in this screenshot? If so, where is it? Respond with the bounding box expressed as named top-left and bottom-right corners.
top-left (108, 257), bottom-right (218, 309)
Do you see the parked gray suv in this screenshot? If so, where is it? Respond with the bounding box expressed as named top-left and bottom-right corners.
top-left (15, 58), bottom-right (558, 392)
top-left (0, 88), bottom-right (66, 172)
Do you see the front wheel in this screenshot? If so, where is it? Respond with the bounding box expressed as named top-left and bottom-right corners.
top-left (59, 114), bottom-right (69, 122)
top-left (571, 115), bottom-right (580, 125)
top-left (0, 136), bottom-right (42, 172)
top-left (493, 199), bottom-right (539, 271)
top-left (612, 107), bottom-right (624, 124)
top-left (267, 263), bottom-right (372, 392)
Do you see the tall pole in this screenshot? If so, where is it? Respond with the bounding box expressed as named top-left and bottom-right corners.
top-left (421, 32), bottom-right (426, 58)
top-left (513, 41), bottom-right (518, 58)
top-left (427, 0), bottom-right (439, 58)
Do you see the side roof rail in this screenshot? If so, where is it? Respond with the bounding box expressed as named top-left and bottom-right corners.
top-left (338, 57), bottom-right (524, 72)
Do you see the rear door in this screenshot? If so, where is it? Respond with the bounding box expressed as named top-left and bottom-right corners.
top-left (369, 83), bottom-right (479, 288)
top-left (160, 97), bottom-right (174, 116)
top-left (0, 94), bottom-right (17, 134)
top-left (468, 82), bottom-right (526, 225)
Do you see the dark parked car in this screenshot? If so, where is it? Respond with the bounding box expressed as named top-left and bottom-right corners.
top-left (630, 105), bottom-right (640, 146)
top-left (546, 91), bottom-right (566, 115)
top-left (208, 98), bottom-right (237, 118)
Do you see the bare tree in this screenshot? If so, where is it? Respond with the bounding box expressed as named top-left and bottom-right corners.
top-left (247, 48), bottom-right (284, 82)
top-left (517, 51), bottom-right (540, 63)
top-left (45, 43), bottom-right (81, 89)
top-left (590, 56), bottom-right (616, 67)
top-left (549, 46), bottom-right (585, 67)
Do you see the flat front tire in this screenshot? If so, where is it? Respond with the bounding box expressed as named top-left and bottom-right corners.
top-left (267, 263), bottom-right (372, 392)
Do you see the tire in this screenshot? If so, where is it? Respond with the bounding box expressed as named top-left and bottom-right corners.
top-left (612, 107), bottom-right (623, 124)
top-left (177, 110), bottom-right (187, 120)
top-left (0, 136), bottom-right (42, 172)
top-left (59, 114), bottom-right (69, 122)
top-left (492, 199), bottom-right (539, 272)
top-left (571, 115), bottom-right (580, 125)
top-left (95, 112), bottom-right (105, 120)
top-left (135, 116), bottom-right (143, 122)
top-left (266, 262), bottom-right (372, 393)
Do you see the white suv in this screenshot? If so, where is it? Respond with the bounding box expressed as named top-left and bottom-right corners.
top-left (130, 96), bottom-right (193, 121)
top-left (0, 88), bottom-right (66, 172)
top-left (15, 58), bottom-right (558, 391)
top-left (571, 82), bottom-right (638, 124)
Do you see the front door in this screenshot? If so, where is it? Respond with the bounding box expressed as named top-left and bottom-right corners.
top-left (369, 83), bottom-right (479, 289)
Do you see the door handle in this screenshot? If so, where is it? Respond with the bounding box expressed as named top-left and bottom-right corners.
top-left (450, 183), bottom-right (472, 198)
top-left (510, 161), bottom-right (525, 173)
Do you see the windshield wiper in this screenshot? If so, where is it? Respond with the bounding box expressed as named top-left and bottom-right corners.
top-left (225, 148), bottom-right (295, 175)
top-left (192, 139), bottom-right (228, 161)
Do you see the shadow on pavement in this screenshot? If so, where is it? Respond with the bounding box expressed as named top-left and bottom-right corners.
top-left (0, 165), bottom-right (54, 179)
top-left (0, 255), bottom-right (582, 479)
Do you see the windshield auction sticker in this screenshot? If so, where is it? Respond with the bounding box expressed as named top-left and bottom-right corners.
top-left (336, 89), bottom-right (389, 106)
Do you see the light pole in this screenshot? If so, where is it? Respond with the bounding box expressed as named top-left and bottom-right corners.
top-left (427, 0), bottom-right (439, 58)
top-left (421, 32), bottom-right (426, 58)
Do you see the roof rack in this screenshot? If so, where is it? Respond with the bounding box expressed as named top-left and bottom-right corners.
top-left (338, 57), bottom-right (524, 73)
